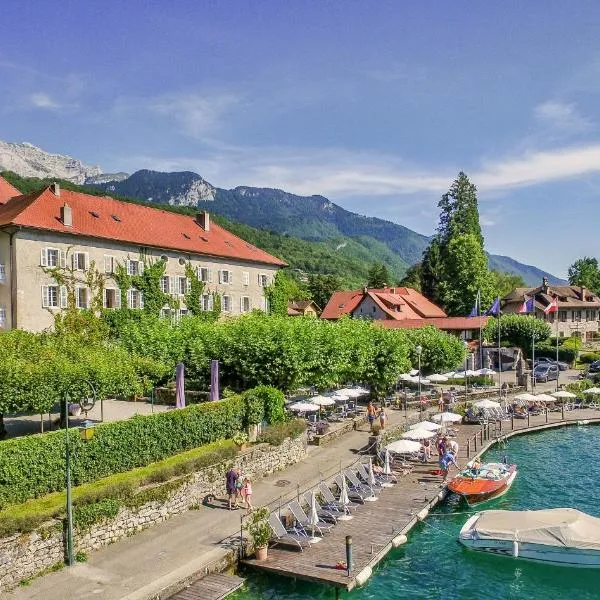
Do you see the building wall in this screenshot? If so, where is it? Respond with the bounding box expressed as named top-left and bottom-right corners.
top-left (351, 296), bottom-right (390, 320)
top-left (12, 229), bottom-right (279, 332)
top-left (0, 231), bottom-right (11, 330)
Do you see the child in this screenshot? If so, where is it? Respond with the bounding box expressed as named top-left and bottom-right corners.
top-left (243, 476), bottom-right (253, 513)
top-left (379, 406), bottom-right (387, 430)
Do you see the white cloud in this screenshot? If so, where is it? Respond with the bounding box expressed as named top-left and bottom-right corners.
top-left (29, 92), bottom-right (64, 109)
top-left (533, 101), bottom-right (593, 135)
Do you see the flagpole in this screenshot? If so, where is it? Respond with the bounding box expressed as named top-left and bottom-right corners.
top-left (555, 302), bottom-right (560, 392)
top-left (478, 289), bottom-right (483, 369)
top-left (497, 296), bottom-right (502, 404)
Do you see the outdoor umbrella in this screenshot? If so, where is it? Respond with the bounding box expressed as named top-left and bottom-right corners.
top-left (209, 360), bottom-right (219, 401)
top-left (401, 374), bottom-right (417, 382)
top-left (514, 392), bottom-right (537, 402)
top-left (427, 374), bottom-right (449, 383)
top-left (386, 439), bottom-right (422, 453)
top-left (551, 391), bottom-right (577, 399)
top-left (431, 412), bottom-right (462, 423)
top-left (336, 475), bottom-right (353, 521)
top-left (466, 370), bottom-right (479, 377)
top-left (476, 368), bottom-right (497, 376)
top-left (409, 420), bottom-right (442, 431)
top-left (442, 372), bottom-right (457, 378)
top-left (311, 395), bottom-right (336, 406)
top-left (329, 392), bottom-right (350, 403)
top-left (308, 491), bottom-right (320, 541)
top-left (474, 399), bottom-right (501, 409)
top-left (534, 394), bottom-right (556, 403)
top-left (583, 387), bottom-right (600, 395)
top-left (381, 449), bottom-right (394, 487)
top-left (402, 428), bottom-right (437, 440)
top-left (368, 457), bottom-right (377, 486)
top-left (175, 362), bottom-right (185, 409)
top-left (336, 388), bottom-right (362, 398)
top-left (409, 369), bottom-right (420, 377)
top-left (288, 402), bottom-right (320, 413)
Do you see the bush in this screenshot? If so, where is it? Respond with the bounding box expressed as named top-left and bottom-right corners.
top-left (484, 314), bottom-right (551, 355)
top-left (257, 419), bottom-right (306, 446)
top-left (579, 352), bottom-right (600, 364)
top-left (535, 344), bottom-right (577, 364)
top-left (244, 386), bottom-right (286, 425)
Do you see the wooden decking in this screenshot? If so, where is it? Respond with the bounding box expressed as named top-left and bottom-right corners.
top-left (243, 409), bottom-right (600, 591)
top-left (169, 573), bottom-right (244, 600)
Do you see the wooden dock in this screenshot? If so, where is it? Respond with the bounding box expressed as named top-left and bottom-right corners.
top-left (169, 573), bottom-right (245, 600)
top-left (243, 409), bottom-right (600, 591)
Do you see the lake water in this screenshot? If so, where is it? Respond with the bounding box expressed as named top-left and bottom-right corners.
top-left (232, 425), bottom-right (600, 600)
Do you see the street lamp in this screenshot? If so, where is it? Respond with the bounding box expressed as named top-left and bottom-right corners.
top-left (415, 345), bottom-right (422, 417)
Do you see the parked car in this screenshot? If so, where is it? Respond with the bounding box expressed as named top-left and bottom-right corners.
top-left (533, 364), bottom-right (560, 383)
top-left (534, 357), bottom-right (569, 371)
top-left (588, 360), bottom-right (600, 374)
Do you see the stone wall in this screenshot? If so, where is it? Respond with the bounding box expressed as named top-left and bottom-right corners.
top-left (0, 435), bottom-right (307, 591)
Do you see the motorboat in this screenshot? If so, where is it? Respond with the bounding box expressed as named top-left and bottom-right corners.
top-left (459, 508), bottom-right (600, 567)
top-left (448, 462), bottom-right (517, 505)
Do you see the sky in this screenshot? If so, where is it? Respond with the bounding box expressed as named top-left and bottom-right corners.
top-left (2, 1), bottom-right (600, 278)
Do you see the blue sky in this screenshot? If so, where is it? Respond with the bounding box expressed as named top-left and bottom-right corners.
top-left (2, 1), bottom-right (600, 277)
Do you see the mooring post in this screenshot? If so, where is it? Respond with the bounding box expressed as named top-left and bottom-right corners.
top-left (511, 414), bottom-right (514, 430)
top-left (527, 412), bottom-right (530, 427)
top-left (561, 403), bottom-right (565, 420)
top-left (499, 419), bottom-right (502, 434)
top-left (297, 483), bottom-right (300, 503)
top-left (346, 535), bottom-right (353, 577)
top-left (545, 407), bottom-right (548, 423)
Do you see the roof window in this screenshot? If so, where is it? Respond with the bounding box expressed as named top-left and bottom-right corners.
top-left (90, 211), bottom-right (100, 218)
top-left (182, 233), bottom-right (191, 240)
top-left (225, 241), bottom-right (234, 247)
top-left (200, 236), bottom-right (209, 242)
top-left (111, 215), bottom-right (121, 222)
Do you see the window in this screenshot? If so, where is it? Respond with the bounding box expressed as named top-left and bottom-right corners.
top-left (103, 288), bottom-right (121, 309)
top-left (243, 272), bottom-right (250, 286)
top-left (222, 295), bottom-right (231, 312)
top-left (127, 289), bottom-right (143, 309)
top-left (178, 276), bottom-right (189, 295)
top-left (0, 307), bottom-right (6, 328)
top-left (41, 285), bottom-right (66, 308)
top-left (258, 274), bottom-right (269, 287)
top-left (201, 294), bottom-right (212, 311)
top-left (240, 296), bottom-right (251, 313)
top-left (197, 266), bottom-right (211, 282)
top-left (573, 310), bottom-right (582, 322)
top-left (219, 269), bottom-right (233, 284)
top-left (261, 296), bottom-right (270, 313)
top-left (558, 310), bottom-right (567, 323)
top-left (178, 309), bottom-right (188, 319)
top-left (41, 248), bottom-right (66, 268)
top-left (72, 252), bottom-right (89, 271)
top-left (0, 264), bottom-right (5, 282)
top-left (76, 287), bottom-right (89, 309)
top-left (127, 259), bottom-right (143, 276)
top-left (160, 275), bottom-right (170, 294)
top-left (104, 255), bottom-right (116, 274)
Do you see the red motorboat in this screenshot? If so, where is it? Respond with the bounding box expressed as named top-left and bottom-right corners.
top-left (448, 462), bottom-right (517, 506)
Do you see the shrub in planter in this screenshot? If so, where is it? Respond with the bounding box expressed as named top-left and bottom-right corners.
top-left (245, 506), bottom-right (271, 559)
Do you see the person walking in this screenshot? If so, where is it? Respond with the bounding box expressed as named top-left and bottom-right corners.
top-left (243, 476), bottom-right (253, 513)
top-left (379, 405), bottom-right (387, 430)
top-left (439, 450), bottom-right (458, 483)
top-left (366, 401), bottom-right (377, 432)
top-left (235, 469), bottom-right (244, 507)
top-left (225, 467), bottom-right (238, 510)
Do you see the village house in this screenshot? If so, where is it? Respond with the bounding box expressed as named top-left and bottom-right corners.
top-left (502, 277), bottom-right (600, 341)
top-left (0, 177), bottom-right (286, 332)
top-left (287, 299), bottom-right (320, 317)
top-left (321, 286), bottom-right (488, 339)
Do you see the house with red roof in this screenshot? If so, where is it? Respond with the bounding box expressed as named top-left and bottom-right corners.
top-left (321, 287), bottom-right (488, 338)
top-left (0, 177), bottom-right (286, 331)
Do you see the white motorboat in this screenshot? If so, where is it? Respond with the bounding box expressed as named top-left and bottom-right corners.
top-left (459, 508), bottom-right (600, 567)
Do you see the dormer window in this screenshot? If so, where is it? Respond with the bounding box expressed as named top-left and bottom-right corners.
top-left (111, 215), bottom-right (121, 222)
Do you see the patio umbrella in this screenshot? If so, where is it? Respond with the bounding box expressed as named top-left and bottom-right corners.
top-left (329, 393), bottom-right (350, 403)
top-left (386, 439), bottom-right (421, 453)
top-left (583, 387), bottom-right (600, 394)
top-left (474, 399), bottom-right (501, 409)
top-left (551, 391), bottom-right (577, 399)
top-left (401, 374), bottom-right (417, 382)
top-left (466, 370), bottom-right (479, 377)
top-left (209, 359), bottom-right (219, 401)
top-left (175, 362), bottom-right (185, 409)
top-left (476, 368), bottom-right (497, 376)
top-left (409, 369), bottom-right (420, 377)
top-left (311, 395), bottom-right (336, 406)
top-left (442, 372), bottom-right (457, 378)
top-left (427, 374), bottom-right (449, 383)
top-left (336, 388), bottom-right (362, 398)
top-left (514, 392), bottom-right (537, 402)
top-left (431, 412), bottom-right (463, 423)
top-left (534, 394), bottom-right (556, 403)
top-left (383, 450), bottom-right (392, 475)
top-left (368, 457), bottom-right (377, 486)
top-left (288, 402), bottom-right (320, 413)
top-left (409, 420), bottom-right (442, 431)
top-left (337, 475), bottom-right (353, 521)
top-left (402, 428), bottom-right (437, 440)
top-left (309, 490), bottom-right (320, 540)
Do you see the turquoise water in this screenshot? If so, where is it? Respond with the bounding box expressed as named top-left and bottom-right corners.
top-left (232, 425), bottom-right (600, 600)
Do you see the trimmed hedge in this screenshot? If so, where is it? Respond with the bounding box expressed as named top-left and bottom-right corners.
top-left (0, 397), bottom-right (245, 508)
top-left (579, 352), bottom-right (600, 364)
top-left (535, 344), bottom-right (577, 364)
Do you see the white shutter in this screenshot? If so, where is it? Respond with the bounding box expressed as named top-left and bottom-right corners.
top-left (186, 278), bottom-right (191, 293)
top-left (114, 289), bottom-right (121, 309)
top-left (243, 272), bottom-right (250, 286)
top-left (139, 292), bottom-right (144, 309)
top-left (41, 285), bottom-right (48, 308)
top-left (59, 250), bottom-right (66, 268)
top-left (40, 248), bottom-right (48, 267)
top-left (218, 270), bottom-right (223, 284)
top-left (127, 289), bottom-right (133, 309)
top-left (196, 266), bottom-right (202, 280)
top-left (138, 261), bottom-right (144, 275)
top-left (228, 270), bottom-right (233, 284)
top-left (104, 255), bottom-right (112, 274)
top-left (257, 273), bottom-right (261, 285)
top-left (166, 275), bottom-right (173, 294)
top-left (240, 296), bottom-right (244, 312)
top-left (208, 268), bottom-right (213, 282)
top-left (71, 253), bottom-right (77, 270)
top-left (102, 289), bottom-right (108, 308)
top-left (60, 286), bottom-right (68, 308)
top-left (84, 253), bottom-right (89, 270)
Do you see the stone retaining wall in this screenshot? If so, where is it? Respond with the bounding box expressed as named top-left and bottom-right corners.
top-left (0, 435), bottom-right (307, 591)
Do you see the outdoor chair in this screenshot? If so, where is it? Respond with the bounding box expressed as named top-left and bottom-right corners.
top-left (303, 492), bottom-right (338, 523)
top-left (356, 462), bottom-right (391, 487)
top-left (342, 471), bottom-right (379, 500)
top-left (287, 500), bottom-right (334, 536)
top-left (333, 474), bottom-right (368, 504)
top-left (318, 482), bottom-right (359, 513)
top-left (268, 513), bottom-right (312, 551)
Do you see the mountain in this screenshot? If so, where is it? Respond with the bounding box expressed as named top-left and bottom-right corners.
top-left (92, 169), bottom-right (564, 285)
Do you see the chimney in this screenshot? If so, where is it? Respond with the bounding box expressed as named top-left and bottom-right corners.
top-left (390, 287), bottom-right (396, 294)
top-left (197, 211), bottom-right (210, 232)
top-left (61, 203), bottom-right (72, 227)
top-left (363, 286), bottom-right (368, 294)
top-left (50, 182), bottom-right (60, 197)
top-left (542, 276), bottom-right (549, 294)
top-left (581, 286), bottom-right (587, 301)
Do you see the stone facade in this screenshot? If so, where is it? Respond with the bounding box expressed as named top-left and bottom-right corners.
top-left (0, 228), bottom-right (278, 332)
top-left (0, 435), bottom-right (307, 591)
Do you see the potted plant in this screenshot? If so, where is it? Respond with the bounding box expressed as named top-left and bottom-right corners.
top-left (233, 431), bottom-right (249, 450)
top-left (368, 423), bottom-right (381, 453)
top-left (245, 507), bottom-right (271, 560)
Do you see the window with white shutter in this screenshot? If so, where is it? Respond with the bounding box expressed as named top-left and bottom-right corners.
top-left (178, 276), bottom-right (188, 295)
top-left (72, 252), bottom-right (89, 271)
top-left (219, 270), bottom-right (233, 284)
top-left (127, 260), bottom-right (143, 276)
top-left (201, 294), bottom-right (211, 311)
top-left (76, 287), bottom-right (89, 309)
top-left (104, 255), bottom-right (116, 274)
top-left (128, 289), bottom-right (143, 309)
top-left (44, 248), bottom-right (60, 267)
top-left (42, 285), bottom-right (60, 308)
top-left (222, 295), bottom-right (231, 312)
top-left (258, 274), bottom-right (268, 287)
top-left (240, 296), bottom-right (251, 313)
top-left (197, 266), bottom-right (211, 282)
top-left (243, 272), bottom-right (250, 286)
top-left (0, 306), bottom-right (6, 328)
top-left (160, 276), bottom-right (170, 294)
top-left (103, 288), bottom-right (120, 309)
top-left (0, 264), bottom-right (5, 283)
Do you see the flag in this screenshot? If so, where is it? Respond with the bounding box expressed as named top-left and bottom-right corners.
top-left (468, 290), bottom-right (480, 317)
top-left (485, 297), bottom-right (501, 316)
top-left (544, 297), bottom-right (558, 314)
top-left (519, 296), bottom-right (534, 314)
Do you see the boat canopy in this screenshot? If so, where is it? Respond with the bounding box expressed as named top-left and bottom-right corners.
top-left (471, 509), bottom-right (600, 551)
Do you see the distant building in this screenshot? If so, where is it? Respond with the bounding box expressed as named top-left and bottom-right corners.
top-left (0, 177), bottom-right (286, 331)
top-left (287, 300), bottom-right (320, 317)
top-left (502, 277), bottom-right (600, 341)
top-left (321, 286), bottom-right (488, 338)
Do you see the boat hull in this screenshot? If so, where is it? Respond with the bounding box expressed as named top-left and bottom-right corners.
top-left (448, 464), bottom-right (517, 506)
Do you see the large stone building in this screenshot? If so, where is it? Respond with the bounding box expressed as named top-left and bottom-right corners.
top-left (502, 277), bottom-right (600, 340)
top-left (0, 178), bottom-right (286, 331)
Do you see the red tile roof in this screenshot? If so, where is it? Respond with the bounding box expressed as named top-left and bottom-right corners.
top-left (378, 316), bottom-right (489, 330)
top-left (0, 176), bottom-right (21, 205)
top-left (0, 186), bottom-right (287, 267)
top-left (321, 287), bottom-right (446, 320)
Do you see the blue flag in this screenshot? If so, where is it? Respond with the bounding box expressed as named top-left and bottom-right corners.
top-left (485, 297), bottom-right (501, 316)
top-left (519, 296), bottom-right (534, 314)
top-left (468, 290), bottom-right (480, 317)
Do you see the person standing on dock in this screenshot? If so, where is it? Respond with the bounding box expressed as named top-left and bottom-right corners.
top-left (439, 450), bottom-right (458, 483)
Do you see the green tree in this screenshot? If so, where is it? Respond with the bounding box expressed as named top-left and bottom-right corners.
top-left (367, 263), bottom-right (391, 288)
top-left (483, 314), bottom-right (551, 355)
top-left (489, 270), bottom-right (526, 299)
top-left (397, 263), bottom-right (422, 291)
top-left (307, 274), bottom-right (342, 309)
top-left (568, 257), bottom-right (600, 294)
top-left (264, 271), bottom-right (308, 316)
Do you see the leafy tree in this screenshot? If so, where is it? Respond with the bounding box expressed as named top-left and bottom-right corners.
top-left (183, 262), bottom-right (206, 316)
top-left (367, 263), bottom-right (391, 288)
top-left (483, 314), bottom-right (551, 355)
top-left (568, 257), bottom-right (600, 294)
top-left (397, 263), bottom-right (422, 291)
top-left (264, 271), bottom-right (308, 316)
top-left (307, 274), bottom-right (342, 309)
top-left (489, 270), bottom-right (526, 298)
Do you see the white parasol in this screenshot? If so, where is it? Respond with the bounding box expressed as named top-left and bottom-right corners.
top-left (308, 490), bottom-right (320, 540)
top-left (409, 420), bottom-right (442, 431)
top-left (427, 374), bottom-right (449, 383)
top-left (476, 368), bottom-right (497, 376)
top-left (514, 392), bottom-right (537, 402)
top-left (466, 370), bottom-right (480, 377)
top-left (386, 439), bottom-right (422, 453)
top-left (368, 457), bottom-right (377, 486)
top-left (402, 427), bottom-right (437, 440)
top-left (311, 395), bottom-right (336, 406)
top-left (409, 369), bottom-right (420, 377)
top-left (551, 390), bottom-right (577, 399)
top-left (534, 394), bottom-right (556, 403)
top-left (288, 402), bottom-right (319, 412)
top-left (583, 387), bottom-right (600, 395)
top-left (431, 412), bottom-right (463, 423)
top-left (474, 399), bottom-right (501, 409)
top-left (336, 388), bottom-right (363, 398)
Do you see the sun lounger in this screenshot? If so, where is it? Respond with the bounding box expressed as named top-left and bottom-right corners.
top-left (303, 492), bottom-right (338, 523)
top-left (287, 500), bottom-right (334, 535)
top-left (333, 474), bottom-right (369, 503)
top-left (356, 462), bottom-right (395, 487)
top-left (318, 481), bottom-right (359, 512)
top-left (268, 513), bottom-right (311, 551)
top-left (344, 469), bottom-right (379, 497)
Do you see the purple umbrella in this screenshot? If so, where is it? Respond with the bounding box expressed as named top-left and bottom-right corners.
top-left (175, 362), bottom-right (185, 408)
top-left (209, 360), bottom-right (220, 401)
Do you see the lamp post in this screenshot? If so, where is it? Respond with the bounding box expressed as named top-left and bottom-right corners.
top-left (464, 341), bottom-right (469, 403)
top-left (416, 345), bottom-right (422, 418)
